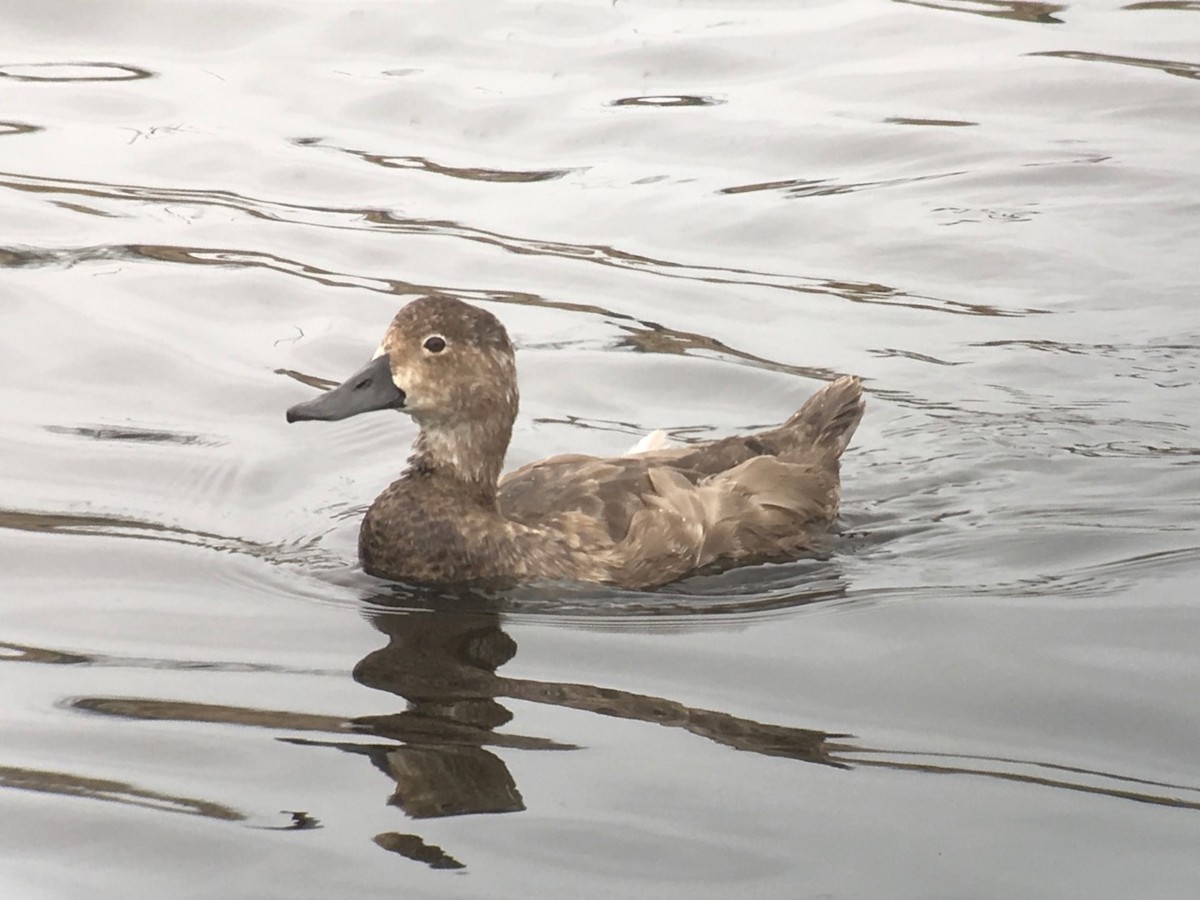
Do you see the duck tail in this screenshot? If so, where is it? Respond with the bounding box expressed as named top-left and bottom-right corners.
top-left (780, 376), bottom-right (865, 460)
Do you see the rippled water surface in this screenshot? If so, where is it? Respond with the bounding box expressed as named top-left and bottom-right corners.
top-left (3, 1), bottom-right (1200, 897)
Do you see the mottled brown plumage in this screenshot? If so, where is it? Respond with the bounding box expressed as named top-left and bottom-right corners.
top-left (287, 296), bottom-right (865, 589)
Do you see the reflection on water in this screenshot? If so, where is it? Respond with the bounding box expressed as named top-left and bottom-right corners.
top-left (610, 95), bottom-right (726, 107)
top-left (0, 62), bottom-right (155, 82)
top-left (1123, 0), bottom-right (1200, 9)
top-left (0, 120), bottom-right (41, 136)
top-left (297, 137), bottom-right (574, 184)
top-left (42, 424), bottom-right (220, 446)
top-left (0, 169), bottom-right (1041, 318)
top-left (1030, 49), bottom-right (1200, 79)
top-left (883, 116), bottom-right (979, 127)
top-left (719, 168), bottom-right (965, 200)
top-left (28, 585), bottom-right (1200, 871)
top-left (892, 0), bottom-right (1066, 24)
top-left (0, 508), bottom-right (322, 565)
top-left (373, 831), bottom-right (465, 870)
top-left (0, 765), bottom-right (242, 821)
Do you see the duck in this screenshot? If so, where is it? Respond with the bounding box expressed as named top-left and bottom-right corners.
top-left (286, 296), bottom-right (864, 589)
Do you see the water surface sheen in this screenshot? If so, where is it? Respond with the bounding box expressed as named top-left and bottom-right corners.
top-left (2, 1), bottom-right (1199, 898)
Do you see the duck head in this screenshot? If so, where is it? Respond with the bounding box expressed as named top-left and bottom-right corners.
top-left (286, 296), bottom-right (519, 485)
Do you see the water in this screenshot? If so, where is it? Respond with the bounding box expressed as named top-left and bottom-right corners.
top-left (3, 1), bottom-right (1199, 897)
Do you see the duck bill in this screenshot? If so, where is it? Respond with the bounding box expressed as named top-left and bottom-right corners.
top-left (286, 355), bottom-right (406, 423)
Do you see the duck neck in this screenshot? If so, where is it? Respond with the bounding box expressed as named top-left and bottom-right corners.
top-left (407, 417), bottom-right (511, 503)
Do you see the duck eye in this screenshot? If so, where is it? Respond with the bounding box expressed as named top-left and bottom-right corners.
top-left (423, 335), bottom-right (446, 354)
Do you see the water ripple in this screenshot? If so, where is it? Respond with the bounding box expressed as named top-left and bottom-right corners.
top-left (0, 121), bottom-right (41, 137)
top-left (0, 764), bottom-right (241, 820)
top-left (609, 95), bottom-right (725, 107)
top-left (0, 640), bottom-right (342, 677)
top-left (43, 423), bottom-right (222, 447)
top-left (0, 61), bottom-right (154, 82)
top-left (0, 169), bottom-right (1043, 317)
top-left (1031, 49), bottom-right (1200, 80)
top-left (1123, 0), bottom-right (1200, 9)
top-left (884, 116), bottom-right (978, 127)
top-left (720, 169), bottom-right (965, 199)
top-left (346, 554), bottom-right (855, 631)
top-left (893, 0), bottom-right (1066, 24)
top-left (296, 137), bottom-right (575, 183)
top-left (0, 507), bottom-right (337, 570)
top-left (847, 748), bottom-right (1200, 812)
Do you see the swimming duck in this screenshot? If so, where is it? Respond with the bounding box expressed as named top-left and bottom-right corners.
top-left (287, 296), bottom-right (864, 589)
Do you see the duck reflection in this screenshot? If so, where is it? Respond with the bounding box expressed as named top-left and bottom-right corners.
top-left (31, 581), bottom-right (1200, 871)
top-left (274, 587), bottom-right (849, 868)
top-left (341, 590), bottom-right (847, 822)
top-left (346, 604), bottom-right (539, 820)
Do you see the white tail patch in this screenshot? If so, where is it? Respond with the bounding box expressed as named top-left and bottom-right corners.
top-left (626, 429), bottom-right (672, 454)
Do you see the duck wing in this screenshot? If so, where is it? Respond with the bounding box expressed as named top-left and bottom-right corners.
top-left (499, 453), bottom-right (673, 542)
top-left (497, 376), bottom-right (864, 587)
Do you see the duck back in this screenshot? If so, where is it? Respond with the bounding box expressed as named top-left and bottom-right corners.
top-left (498, 376), bottom-right (865, 587)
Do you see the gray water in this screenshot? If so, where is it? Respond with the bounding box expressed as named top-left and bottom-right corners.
top-left (3, 1), bottom-right (1200, 898)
